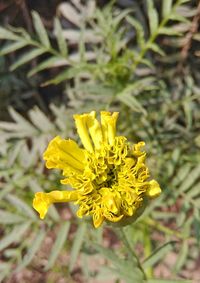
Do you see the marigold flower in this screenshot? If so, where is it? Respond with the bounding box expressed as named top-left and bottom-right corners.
top-left (33, 111), bottom-right (161, 228)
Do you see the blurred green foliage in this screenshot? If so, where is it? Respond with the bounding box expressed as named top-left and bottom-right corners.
top-left (0, 0), bottom-right (200, 282)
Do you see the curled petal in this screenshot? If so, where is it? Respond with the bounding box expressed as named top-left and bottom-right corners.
top-left (33, 190), bottom-right (78, 219)
top-left (133, 141), bottom-right (145, 157)
top-left (76, 205), bottom-right (90, 218)
top-left (104, 211), bottom-right (123, 223)
top-left (74, 111), bottom-right (103, 151)
top-left (33, 192), bottom-right (50, 219)
top-left (146, 180), bottom-right (162, 198)
top-left (87, 111), bottom-right (103, 149)
top-left (93, 210), bottom-right (104, 228)
top-left (101, 111), bottom-right (119, 145)
top-left (100, 188), bottom-right (121, 214)
top-left (123, 205), bottom-right (136, 217)
top-left (74, 113), bottom-right (94, 152)
top-left (43, 136), bottom-right (85, 173)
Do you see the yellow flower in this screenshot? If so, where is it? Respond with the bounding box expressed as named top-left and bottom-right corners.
top-left (33, 111), bottom-right (161, 228)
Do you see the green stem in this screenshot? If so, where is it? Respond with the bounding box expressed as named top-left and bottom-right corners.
top-left (144, 217), bottom-right (194, 241)
top-left (118, 227), bottom-right (147, 280)
top-left (143, 226), bottom-right (153, 278)
top-left (131, 0), bottom-right (181, 72)
top-left (23, 39), bottom-right (72, 63)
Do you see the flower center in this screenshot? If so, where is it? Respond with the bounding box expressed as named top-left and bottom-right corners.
top-left (86, 136), bottom-right (129, 193)
top-left (95, 165), bottom-right (118, 189)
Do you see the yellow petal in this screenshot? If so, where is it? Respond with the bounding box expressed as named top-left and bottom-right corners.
top-left (43, 136), bottom-right (85, 172)
top-left (76, 205), bottom-right (89, 218)
top-left (132, 141), bottom-right (145, 157)
top-left (146, 180), bottom-right (162, 198)
top-left (93, 210), bottom-right (104, 228)
top-left (33, 190), bottom-right (78, 219)
top-left (123, 206), bottom-right (136, 216)
top-left (104, 211), bottom-right (123, 223)
top-left (86, 111), bottom-right (103, 149)
top-left (33, 192), bottom-right (50, 219)
top-left (100, 188), bottom-right (121, 214)
top-left (101, 111), bottom-right (119, 145)
top-left (74, 113), bottom-right (94, 152)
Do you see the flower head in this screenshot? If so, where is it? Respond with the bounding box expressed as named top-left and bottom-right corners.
top-left (33, 111), bottom-right (161, 228)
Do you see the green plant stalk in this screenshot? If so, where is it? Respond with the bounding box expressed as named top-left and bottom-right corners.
top-left (131, 0), bottom-right (182, 72)
top-left (118, 227), bottom-right (147, 280)
top-left (144, 217), bottom-right (194, 241)
top-left (28, 39), bottom-right (69, 60)
top-left (143, 226), bottom-right (153, 278)
top-left (10, 36), bottom-right (72, 67)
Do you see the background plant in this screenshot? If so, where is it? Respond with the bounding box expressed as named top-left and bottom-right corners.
top-left (0, 0), bottom-right (200, 282)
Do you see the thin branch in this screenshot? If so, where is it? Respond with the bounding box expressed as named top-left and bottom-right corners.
top-left (177, 1), bottom-right (200, 72)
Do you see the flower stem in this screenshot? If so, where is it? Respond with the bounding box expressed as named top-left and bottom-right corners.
top-left (118, 227), bottom-right (147, 280)
top-left (144, 217), bottom-right (194, 240)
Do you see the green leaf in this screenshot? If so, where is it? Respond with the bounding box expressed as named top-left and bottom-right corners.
top-left (28, 106), bottom-right (55, 132)
top-left (16, 229), bottom-right (46, 271)
top-left (140, 58), bottom-right (154, 68)
top-left (114, 9), bottom-right (132, 26)
top-left (10, 48), bottom-right (45, 71)
top-left (147, 0), bottom-right (159, 35)
top-left (2, 107), bottom-right (38, 138)
top-left (54, 18), bottom-right (68, 57)
top-left (158, 27), bottom-right (182, 36)
top-left (169, 14), bottom-right (190, 23)
top-left (0, 222), bottom-right (31, 252)
top-left (7, 140), bottom-right (24, 166)
top-left (176, 0), bottom-right (191, 4)
top-left (178, 165), bottom-right (200, 193)
top-left (0, 210), bottom-right (25, 224)
top-left (0, 41), bottom-right (27, 56)
top-left (143, 241), bottom-right (176, 268)
top-left (45, 222), bottom-right (70, 270)
top-left (174, 241), bottom-right (188, 272)
top-left (0, 263), bottom-right (11, 271)
top-left (152, 211), bottom-right (177, 220)
top-left (148, 43), bottom-right (165, 56)
top-left (171, 164), bottom-right (191, 187)
top-left (95, 245), bottom-right (122, 267)
top-left (162, 0), bottom-right (173, 18)
top-left (126, 16), bottom-right (145, 48)
top-left (187, 182), bottom-right (200, 199)
top-left (28, 56), bottom-right (62, 77)
top-left (95, 245), bottom-right (145, 283)
top-left (0, 263), bottom-right (11, 282)
top-left (49, 103), bottom-right (70, 132)
top-left (0, 27), bottom-right (20, 40)
top-left (95, 266), bottom-right (118, 281)
top-left (32, 11), bottom-right (50, 48)
top-left (42, 66), bottom-right (83, 85)
top-left (3, 248), bottom-right (20, 258)
top-left (116, 78), bottom-right (157, 115)
top-left (6, 194), bottom-right (37, 220)
top-left (194, 209), bottom-right (200, 245)
top-left (117, 91), bottom-right (147, 115)
top-left (183, 100), bottom-right (192, 129)
top-left (194, 134), bottom-right (200, 147)
top-left (69, 222), bottom-right (87, 272)
top-left (148, 280), bottom-right (192, 283)
top-left (58, 2), bottom-right (81, 27)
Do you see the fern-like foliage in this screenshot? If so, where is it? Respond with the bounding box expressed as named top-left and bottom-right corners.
top-left (0, 0), bottom-right (193, 115)
top-left (0, 0), bottom-right (191, 82)
top-left (0, 1), bottom-right (199, 282)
